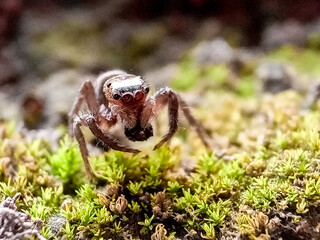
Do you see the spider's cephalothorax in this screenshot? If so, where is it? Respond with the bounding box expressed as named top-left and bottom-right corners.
top-left (69, 70), bottom-right (210, 180)
top-left (103, 74), bottom-right (154, 141)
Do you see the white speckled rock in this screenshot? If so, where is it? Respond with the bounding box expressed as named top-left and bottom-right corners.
top-left (0, 193), bottom-right (46, 240)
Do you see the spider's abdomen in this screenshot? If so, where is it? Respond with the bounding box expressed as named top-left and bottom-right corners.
top-left (125, 122), bottom-right (153, 142)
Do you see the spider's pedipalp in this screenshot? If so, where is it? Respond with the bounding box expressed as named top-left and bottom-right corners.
top-left (86, 116), bottom-right (140, 153)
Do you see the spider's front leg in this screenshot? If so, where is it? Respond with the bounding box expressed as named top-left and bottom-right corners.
top-left (69, 80), bottom-right (100, 136)
top-left (152, 87), bottom-right (179, 149)
top-left (73, 114), bottom-right (140, 180)
top-left (70, 80), bottom-right (139, 180)
top-left (144, 87), bottom-right (210, 150)
top-left (73, 117), bottom-right (96, 180)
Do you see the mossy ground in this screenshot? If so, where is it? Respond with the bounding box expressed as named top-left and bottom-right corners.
top-left (1, 45), bottom-right (320, 240)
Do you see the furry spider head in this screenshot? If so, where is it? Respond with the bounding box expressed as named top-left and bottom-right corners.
top-left (103, 74), bottom-right (149, 107)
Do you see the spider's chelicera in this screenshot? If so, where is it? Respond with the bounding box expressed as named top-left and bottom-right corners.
top-left (69, 70), bottom-right (210, 179)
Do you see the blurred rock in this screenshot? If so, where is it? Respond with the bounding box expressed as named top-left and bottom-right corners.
top-left (35, 69), bottom-right (94, 127)
top-left (257, 62), bottom-right (294, 94)
top-left (306, 18), bottom-right (320, 36)
top-left (193, 38), bottom-right (234, 65)
top-left (0, 59), bottom-right (19, 86)
top-left (139, 37), bottom-right (190, 72)
top-left (301, 80), bottom-right (320, 110)
top-left (0, 45), bottom-right (24, 86)
top-left (143, 63), bottom-right (178, 88)
top-left (0, 92), bottom-right (21, 121)
top-left (196, 18), bottom-right (222, 40)
top-left (261, 20), bottom-right (307, 50)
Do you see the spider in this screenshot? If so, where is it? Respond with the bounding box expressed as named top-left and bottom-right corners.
top-left (69, 70), bottom-right (210, 180)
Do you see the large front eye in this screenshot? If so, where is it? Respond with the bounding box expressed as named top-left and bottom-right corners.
top-left (134, 91), bottom-right (144, 101)
top-left (122, 93), bottom-right (133, 103)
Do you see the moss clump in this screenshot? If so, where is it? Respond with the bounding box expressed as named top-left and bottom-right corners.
top-left (307, 33), bottom-right (320, 50)
top-left (48, 136), bottom-right (84, 190)
top-left (2, 46), bottom-right (320, 239)
top-left (1, 87), bottom-right (320, 240)
top-left (170, 57), bottom-right (201, 91)
top-left (267, 45), bottom-right (320, 76)
top-left (170, 53), bottom-right (256, 99)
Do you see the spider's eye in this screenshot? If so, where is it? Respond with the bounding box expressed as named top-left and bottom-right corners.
top-left (107, 83), bottom-right (111, 88)
top-left (113, 93), bottom-right (121, 100)
top-left (144, 87), bottom-right (150, 93)
top-left (134, 91), bottom-right (144, 101)
top-left (122, 93), bottom-right (133, 103)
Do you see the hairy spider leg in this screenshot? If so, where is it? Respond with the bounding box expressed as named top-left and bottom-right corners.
top-left (154, 88), bottom-right (179, 149)
top-left (73, 115), bottom-right (140, 180)
top-left (141, 87), bottom-right (210, 150)
top-left (146, 87), bottom-right (179, 149)
top-left (68, 80), bottom-right (99, 136)
top-left (177, 95), bottom-right (210, 148)
top-left (73, 118), bottom-right (95, 179)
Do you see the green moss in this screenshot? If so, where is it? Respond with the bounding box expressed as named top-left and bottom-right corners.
top-left (170, 58), bottom-right (255, 99)
top-left (307, 33), bottom-right (320, 50)
top-left (203, 64), bottom-right (229, 88)
top-left (128, 24), bottom-right (167, 62)
top-left (170, 58), bottom-right (201, 91)
top-left (267, 45), bottom-right (320, 76)
top-left (236, 75), bottom-right (255, 98)
top-left (3, 46), bottom-right (320, 239)
top-left (49, 136), bottom-right (84, 188)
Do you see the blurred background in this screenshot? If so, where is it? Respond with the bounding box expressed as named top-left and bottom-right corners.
top-left (1, 0), bottom-right (320, 131)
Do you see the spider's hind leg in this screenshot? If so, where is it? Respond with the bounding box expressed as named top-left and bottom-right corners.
top-left (177, 95), bottom-right (210, 148)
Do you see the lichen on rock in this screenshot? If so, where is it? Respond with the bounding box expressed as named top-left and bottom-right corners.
top-left (0, 193), bottom-right (46, 240)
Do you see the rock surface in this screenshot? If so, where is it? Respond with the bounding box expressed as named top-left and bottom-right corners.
top-left (0, 193), bottom-right (46, 240)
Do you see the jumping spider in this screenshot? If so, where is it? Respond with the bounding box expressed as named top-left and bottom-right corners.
top-left (69, 70), bottom-right (210, 180)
